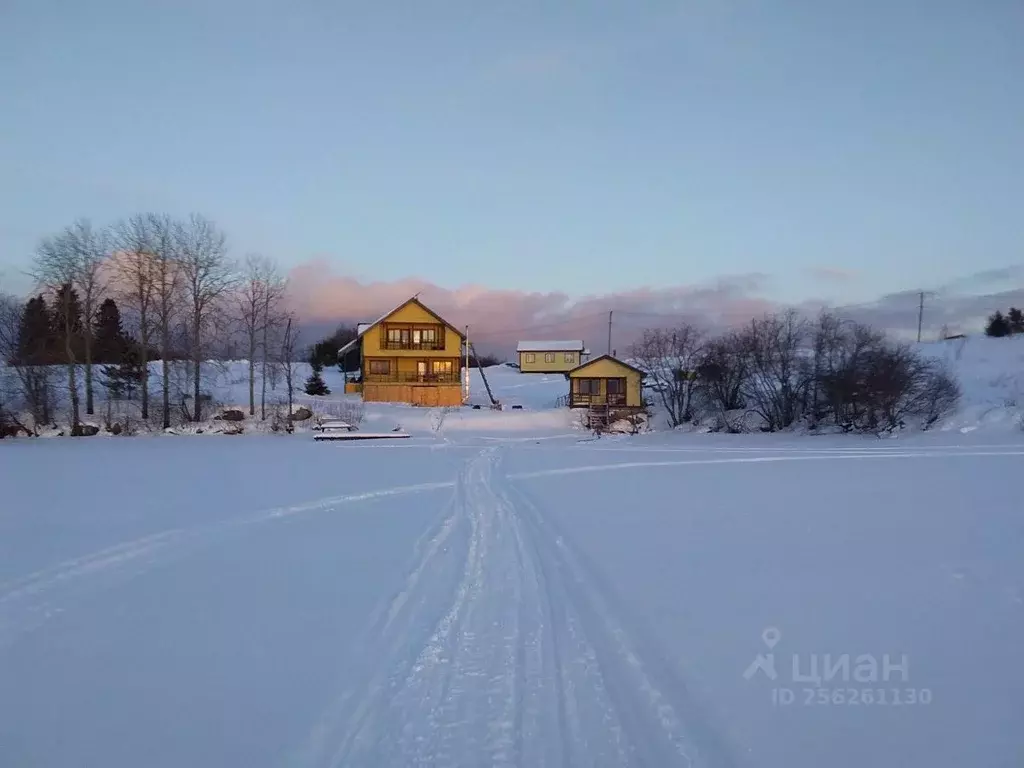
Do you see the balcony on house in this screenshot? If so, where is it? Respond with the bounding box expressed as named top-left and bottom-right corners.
top-left (381, 323), bottom-right (446, 351)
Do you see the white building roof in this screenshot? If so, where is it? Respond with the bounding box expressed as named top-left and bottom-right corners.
top-left (516, 340), bottom-right (585, 352)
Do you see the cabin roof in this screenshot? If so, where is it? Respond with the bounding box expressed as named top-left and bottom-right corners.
top-left (516, 340), bottom-right (586, 352)
top-left (337, 296), bottom-right (465, 356)
top-left (567, 354), bottom-right (646, 377)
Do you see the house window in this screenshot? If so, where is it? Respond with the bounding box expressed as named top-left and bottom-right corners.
top-left (576, 378), bottom-right (601, 394)
top-left (564, 352), bottom-right (575, 363)
top-left (606, 378), bottom-right (625, 395)
top-left (387, 328), bottom-right (409, 345)
top-left (544, 353), bottom-right (556, 363)
top-left (431, 360), bottom-right (453, 376)
top-left (413, 328), bottom-right (438, 345)
top-left (525, 353), bottom-right (535, 363)
top-left (368, 359), bottom-right (391, 375)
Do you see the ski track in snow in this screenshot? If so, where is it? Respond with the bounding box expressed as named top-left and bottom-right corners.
top-left (0, 480), bottom-right (455, 649)
top-left (295, 446), bottom-right (734, 768)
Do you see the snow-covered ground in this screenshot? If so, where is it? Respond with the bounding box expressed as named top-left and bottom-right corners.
top-left (2, 338), bottom-right (1023, 766)
top-left (2, 422), bottom-right (1024, 767)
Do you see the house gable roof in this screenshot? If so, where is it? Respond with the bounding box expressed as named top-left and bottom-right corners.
top-left (567, 354), bottom-right (646, 377)
top-left (337, 296), bottom-right (465, 356)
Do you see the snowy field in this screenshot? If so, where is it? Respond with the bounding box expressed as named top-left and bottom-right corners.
top-left (2, 337), bottom-right (1024, 766)
top-left (2, 426), bottom-right (1024, 767)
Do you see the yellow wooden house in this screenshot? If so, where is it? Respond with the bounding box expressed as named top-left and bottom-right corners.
top-left (516, 340), bottom-right (588, 373)
top-left (338, 296), bottom-right (466, 406)
top-left (566, 354), bottom-right (646, 410)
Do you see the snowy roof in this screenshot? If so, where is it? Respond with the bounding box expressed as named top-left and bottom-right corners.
top-left (516, 340), bottom-right (585, 352)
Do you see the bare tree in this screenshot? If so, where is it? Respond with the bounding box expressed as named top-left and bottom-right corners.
top-left (738, 310), bottom-right (811, 431)
top-left (149, 214), bottom-right (182, 429)
top-left (113, 214), bottom-right (158, 421)
top-left (260, 271), bottom-right (288, 420)
top-left (176, 214), bottom-right (233, 422)
top-left (0, 292), bottom-right (53, 431)
top-left (279, 313), bottom-right (300, 421)
top-left (32, 232), bottom-right (85, 429)
top-left (629, 324), bottom-right (704, 428)
top-left (234, 254), bottom-right (286, 417)
top-left (695, 331), bottom-right (749, 430)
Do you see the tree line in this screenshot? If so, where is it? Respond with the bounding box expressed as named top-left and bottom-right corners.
top-left (1, 214), bottom-right (301, 435)
top-left (630, 310), bottom-right (961, 433)
top-left (984, 307), bottom-right (1024, 338)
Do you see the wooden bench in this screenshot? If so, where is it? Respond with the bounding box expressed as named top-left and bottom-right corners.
top-left (312, 420), bottom-right (356, 433)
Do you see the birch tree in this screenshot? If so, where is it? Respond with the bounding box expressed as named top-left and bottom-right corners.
top-left (32, 233), bottom-right (83, 429)
top-left (33, 220), bottom-right (109, 418)
top-left (176, 214), bottom-right (233, 423)
top-left (149, 214), bottom-right (182, 429)
top-left (113, 214), bottom-right (157, 421)
top-left (235, 254), bottom-right (285, 417)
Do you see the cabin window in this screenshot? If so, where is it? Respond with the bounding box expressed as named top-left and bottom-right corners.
top-left (576, 378), bottom-right (601, 394)
top-left (525, 353), bottom-right (535, 363)
top-left (544, 353), bottom-right (556, 363)
top-left (606, 377), bottom-right (626, 395)
top-left (564, 352), bottom-right (575, 363)
top-left (368, 359), bottom-right (391, 375)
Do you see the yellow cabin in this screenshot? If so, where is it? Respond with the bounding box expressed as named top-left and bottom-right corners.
top-left (338, 296), bottom-right (466, 406)
top-left (516, 340), bottom-right (588, 373)
top-left (566, 355), bottom-right (645, 410)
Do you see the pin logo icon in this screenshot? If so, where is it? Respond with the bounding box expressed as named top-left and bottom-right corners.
top-left (743, 626), bottom-right (781, 680)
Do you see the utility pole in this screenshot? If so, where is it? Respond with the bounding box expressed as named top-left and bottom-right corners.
top-left (917, 291), bottom-right (925, 343)
top-left (607, 310), bottom-right (613, 356)
top-left (464, 325), bottom-right (470, 402)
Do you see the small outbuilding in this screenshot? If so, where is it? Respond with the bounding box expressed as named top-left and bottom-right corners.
top-left (566, 355), bottom-right (645, 410)
top-left (516, 340), bottom-right (588, 373)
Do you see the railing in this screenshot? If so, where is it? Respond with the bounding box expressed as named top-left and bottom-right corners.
top-left (382, 341), bottom-right (446, 351)
top-left (569, 393), bottom-right (627, 408)
top-left (364, 372), bottom-right (460, 384)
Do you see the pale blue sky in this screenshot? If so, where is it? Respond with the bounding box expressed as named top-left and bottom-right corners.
top-left (2, 0), bottom-right (1022, 303)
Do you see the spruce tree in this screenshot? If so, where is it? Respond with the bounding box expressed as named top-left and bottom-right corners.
top-left (985, 310), bottom-right (1011, 338)
top-left (93, 298), bottom-right (128, 364)
top-left (1007, 307), bottom-right (1024, 335)
top-left (16, 296), bottom-right (55, 365)
top-left (304, 360), bottom-right (331, 396)
top-left (51, 283), bottom-right (85, 360)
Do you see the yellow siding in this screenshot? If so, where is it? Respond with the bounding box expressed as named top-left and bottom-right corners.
top-left (568, 358), bottom-right (644, 408)
top-left (357, 298), bottom-right (465, 406)
top-left (361, 301), bottom-right (463, 358)
top-left (362, 383), bottom-right (462, 406)
top-left (519, 350), bottom-right (580, 373)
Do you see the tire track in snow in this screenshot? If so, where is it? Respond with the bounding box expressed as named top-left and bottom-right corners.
top-left (499, 471), bottom-right (737, 767)
top-left (297, 446), bottom-right (735, 768)
top-left (0, 480), bottom-right (455, 650)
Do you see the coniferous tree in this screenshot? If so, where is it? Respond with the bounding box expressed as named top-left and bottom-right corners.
top-left (985, 310), bottom-right (1011, 338)
top-left (15, 296), bottom-right (54, 365)
top-left (93, 298), bottom-right (128, 363)
top-left (1007, 307), bottom-right (1024, 335)
top-left (51, 283), bottom-right (85, 360)
top-left (304, 359), bottom-right (331, 396)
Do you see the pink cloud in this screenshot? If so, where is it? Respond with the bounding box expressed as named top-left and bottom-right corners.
top-left (285, 262), bottom-right (777, 355)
